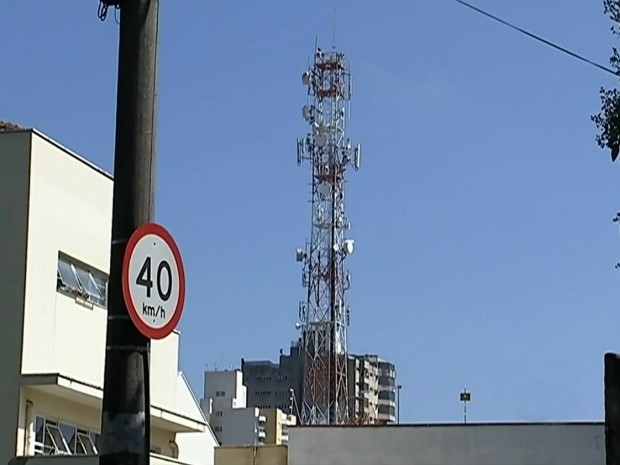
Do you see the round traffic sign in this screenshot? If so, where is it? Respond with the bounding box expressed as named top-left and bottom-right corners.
top-left (122, 223), bottom-right (186, 339)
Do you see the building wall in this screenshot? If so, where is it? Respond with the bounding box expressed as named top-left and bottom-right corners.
top-left (242, 342), bottom-right (303, 414)
top-left (21, 133), bottom-right (112, 381)
top-left (262, 409), bottom-right (296, 445)
top-left (288, 423), bottom-right (605, 465)
top-left (20, 131), bottom-right (180, 409)
top-left (176, 429), bottom-right (217, 465)
top-left (214, 445), bottom-right (287, 465)
top-left (19, 386), bottom-right (176, 456)
top-left (206, 371), bottom-right (247, 409)
top-left (217, 408), bottom-right (262, 446)
top-left (0, 131), bottom-right (32, 465)
top-left (376, 359), bottom-right (396, 424)
top-left (176, 373), bottom-right (218, 465)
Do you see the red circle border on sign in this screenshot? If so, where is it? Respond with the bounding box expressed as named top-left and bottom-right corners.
top-left (122, 223), bottom-right (186, 340)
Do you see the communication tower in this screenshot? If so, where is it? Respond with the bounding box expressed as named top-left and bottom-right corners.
top-left (295, 44), bottom-right (361, 425)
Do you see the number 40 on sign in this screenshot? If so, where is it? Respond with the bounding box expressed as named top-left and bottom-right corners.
top-left (122, 223), bottom-right (186, 339)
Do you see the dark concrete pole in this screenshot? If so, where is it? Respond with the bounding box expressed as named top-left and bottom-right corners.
top-left (100, 1), bottom-right (159, 464)
top-left (605, 353), bottom-right (620, 465)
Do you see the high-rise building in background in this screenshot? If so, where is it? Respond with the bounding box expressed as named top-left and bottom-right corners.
top-left (242, 347), bottom-right (396, 425)
top-left (200, 369), bottom-right (266, 446)
top-left (241, 341), bottom-right (304, 417)
top-left (200, 369), bottom-right (297, 447)
top-left (376, 358), bottom-right (398, 424)
top-left (347, 355), bottom-right (397, 424)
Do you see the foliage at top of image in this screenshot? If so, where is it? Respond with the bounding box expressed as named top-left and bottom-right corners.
top-left (592, 0), bottom-right (620, 161)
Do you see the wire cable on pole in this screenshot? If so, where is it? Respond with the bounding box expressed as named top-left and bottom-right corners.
top-left (449, 0), bottom-right (618, 77)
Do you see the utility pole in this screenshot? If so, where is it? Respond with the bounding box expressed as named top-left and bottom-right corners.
top-left (397, 384), bottom-right (402, 424)
top-left (606, 353), bottom-right (620, 465)
top-left (99, 1), bottom-right (159, 464)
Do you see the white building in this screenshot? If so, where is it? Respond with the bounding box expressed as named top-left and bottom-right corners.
top-left (0, 127), bottom-right (218, 465)
top-left (201, 370), bottom-right (266, 446)
top-left (347, 354), bottom-right (397, 424)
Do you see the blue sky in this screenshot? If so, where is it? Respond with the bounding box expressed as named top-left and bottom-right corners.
top-left (3, 1), bottom-right (620, 423)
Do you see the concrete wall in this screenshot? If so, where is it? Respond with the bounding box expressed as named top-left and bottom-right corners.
top-left (214, 445), bottom-right (287, 465)
top-left (288, 423), bottom-right (605, 465)
top-left (218, 408), bottom-right (260, 446)
top-left (0, 131), bottom-right (32, 465)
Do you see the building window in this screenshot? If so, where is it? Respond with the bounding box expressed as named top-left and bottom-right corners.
top-left (215, 391), bottom-right (225, 397)
top-left (379, 390), bottom-right (396, 401)
top-left (35, 417), bottom-right (99, 456)
top-left (57, 255), bottom-right (108, 308)
top-left (215, 411), bottom-right (223, 417)
top-left (378, 376), bottom-right (395, 387)
top-left (378, 405), bottom-right (396, 416)
top-left (214, 426), bottom-right (222, 433)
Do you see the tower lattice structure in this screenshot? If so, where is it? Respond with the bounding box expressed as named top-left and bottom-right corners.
top-left (296, 45), bottom-right (360, 425)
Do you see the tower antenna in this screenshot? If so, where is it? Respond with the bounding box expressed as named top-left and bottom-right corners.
top-left (296, 43), bottom-right (361, 425)
top-left (332, 7), bottom-right (337, 50)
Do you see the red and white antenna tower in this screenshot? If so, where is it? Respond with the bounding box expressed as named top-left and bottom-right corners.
top-left (296, 44), bottom-right (361, 425)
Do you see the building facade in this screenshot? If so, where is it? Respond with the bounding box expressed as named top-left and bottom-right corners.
top-left (262, 409), bottom-right (297, 445)
top-left (214, 445), bottom-right (287, 465)
top-left (347, 355), bottom-right (380, 423)
top-left (241, 341), bottom-right (304, 416)
top-left (201, 370), bottom-right (267, 446)
top-left (375, 357), bottom-right (397, 424)
top-left (0, 128), bottom-right (218, 465)
top-left (242, 345), bottom-right (396, 424)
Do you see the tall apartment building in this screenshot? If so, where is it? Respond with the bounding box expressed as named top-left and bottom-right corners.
top-left (0, 127), bottom-right (218, 465)
top-left (376, 357), bottom-right (398, 424)
top-left (241, 341), bottom-right (304, 416)
top-left (347, 355), bottom-right (380, 422)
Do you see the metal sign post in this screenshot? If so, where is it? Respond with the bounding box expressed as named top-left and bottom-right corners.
top-left (460, 388), bottom-right (471, 424)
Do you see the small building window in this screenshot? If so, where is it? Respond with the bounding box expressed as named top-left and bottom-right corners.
top-left (57, 254), bottom-right (108, 308)
top-left (75, 430), bottom-right (97, 455)
top-left (34, 416), bottom-right (99, 456)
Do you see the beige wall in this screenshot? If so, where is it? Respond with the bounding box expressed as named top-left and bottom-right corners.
top-left (21, 132), bottom-right (113, 381)
top-left (289, 423), bottom-right (605, 465)
top-left (0, 131), bottom-right (33, 465)
top-left (20, 132), bottom-right (181, 409)
top-left (215, 445), bottom-right (287, 465)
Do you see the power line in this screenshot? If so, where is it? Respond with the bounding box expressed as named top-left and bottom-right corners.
top-left (449, 0), bottom-right (618, 77)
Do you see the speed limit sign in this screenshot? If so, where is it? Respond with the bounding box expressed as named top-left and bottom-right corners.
top-left (122, 223), bottom-right (186, 339)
